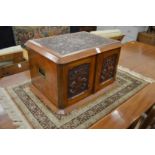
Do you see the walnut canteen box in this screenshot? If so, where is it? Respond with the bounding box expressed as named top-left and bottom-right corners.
top-left (25, 32), bottom-right (121, 114)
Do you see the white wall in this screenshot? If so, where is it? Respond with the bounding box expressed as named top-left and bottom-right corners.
top-left (97, 26), bottom-right (148, 43)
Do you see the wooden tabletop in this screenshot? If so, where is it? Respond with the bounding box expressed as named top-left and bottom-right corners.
top-left (90, 41), bottom-right (155, 128)
top-left (119, 41), bottom-right (155, 79)
top-left (0, 41), bottom-right (155, 129)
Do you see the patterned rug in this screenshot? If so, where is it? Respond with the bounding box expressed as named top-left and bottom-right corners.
top-left (4, 70), bottom-right (148, 129)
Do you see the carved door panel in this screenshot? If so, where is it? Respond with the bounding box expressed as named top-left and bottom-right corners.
top-left (62, 56), bottom-right (95, 107)
top-left (94, 48), bottom-right (120, 92)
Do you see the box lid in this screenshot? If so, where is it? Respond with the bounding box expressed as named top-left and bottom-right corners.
top-left (25, 32), bottom-right (121, 64)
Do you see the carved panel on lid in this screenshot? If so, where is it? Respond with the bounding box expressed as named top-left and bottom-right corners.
top-left (68, 63), bottom-right (90, 98)
top-left (100, 54), bottom-right (118, 83)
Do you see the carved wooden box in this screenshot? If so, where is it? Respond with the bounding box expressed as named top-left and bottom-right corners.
top-left (25, 32), bottom-right (121, 113)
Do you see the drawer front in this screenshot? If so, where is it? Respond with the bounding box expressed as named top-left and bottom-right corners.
top-left (0, 52), bottom-right (23, 63)
top-left (62, 56), bottom-right (95, 107)
top-left (0, 61), bottom-right (29, 78)
top-left (94, 48), bottom-right (120, 92)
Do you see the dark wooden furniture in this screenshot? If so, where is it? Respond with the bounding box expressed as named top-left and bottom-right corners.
top-left (147, 26), bottom-right (155, 33)
top-left (128, 104), bottom-right (155, 129)
top-left (25, 32), bottom-right (121, 113)
top-left (140, 104), bottom-right (155, 129)
top-left (70, 26), bottom-right (97, 33)
top-left (137, 32), bottom-right (155, 46)
top-left (0, 52), bottom-right (29, 78)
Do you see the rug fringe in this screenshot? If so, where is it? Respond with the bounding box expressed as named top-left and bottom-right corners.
top-left (118, 66), bottom-right (155, 83)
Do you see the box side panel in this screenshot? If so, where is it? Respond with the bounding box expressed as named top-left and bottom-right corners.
top-left (28, 49), bottom-right (58, 106)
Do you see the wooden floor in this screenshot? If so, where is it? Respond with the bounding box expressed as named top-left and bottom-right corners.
top-left (0, 41), bottom-right (155, 129)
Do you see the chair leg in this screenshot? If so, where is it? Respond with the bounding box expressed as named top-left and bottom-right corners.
top-left (140, 105), bottom-right (155, 129)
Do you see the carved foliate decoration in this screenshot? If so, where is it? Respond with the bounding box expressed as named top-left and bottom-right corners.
top-left (68, 63), bottom-right (90, 98)
top-left (100, 54), bottom-right (118, 83)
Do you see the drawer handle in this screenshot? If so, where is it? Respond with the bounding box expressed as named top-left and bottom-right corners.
top-left (38, 67), bottom-right (46, 78)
